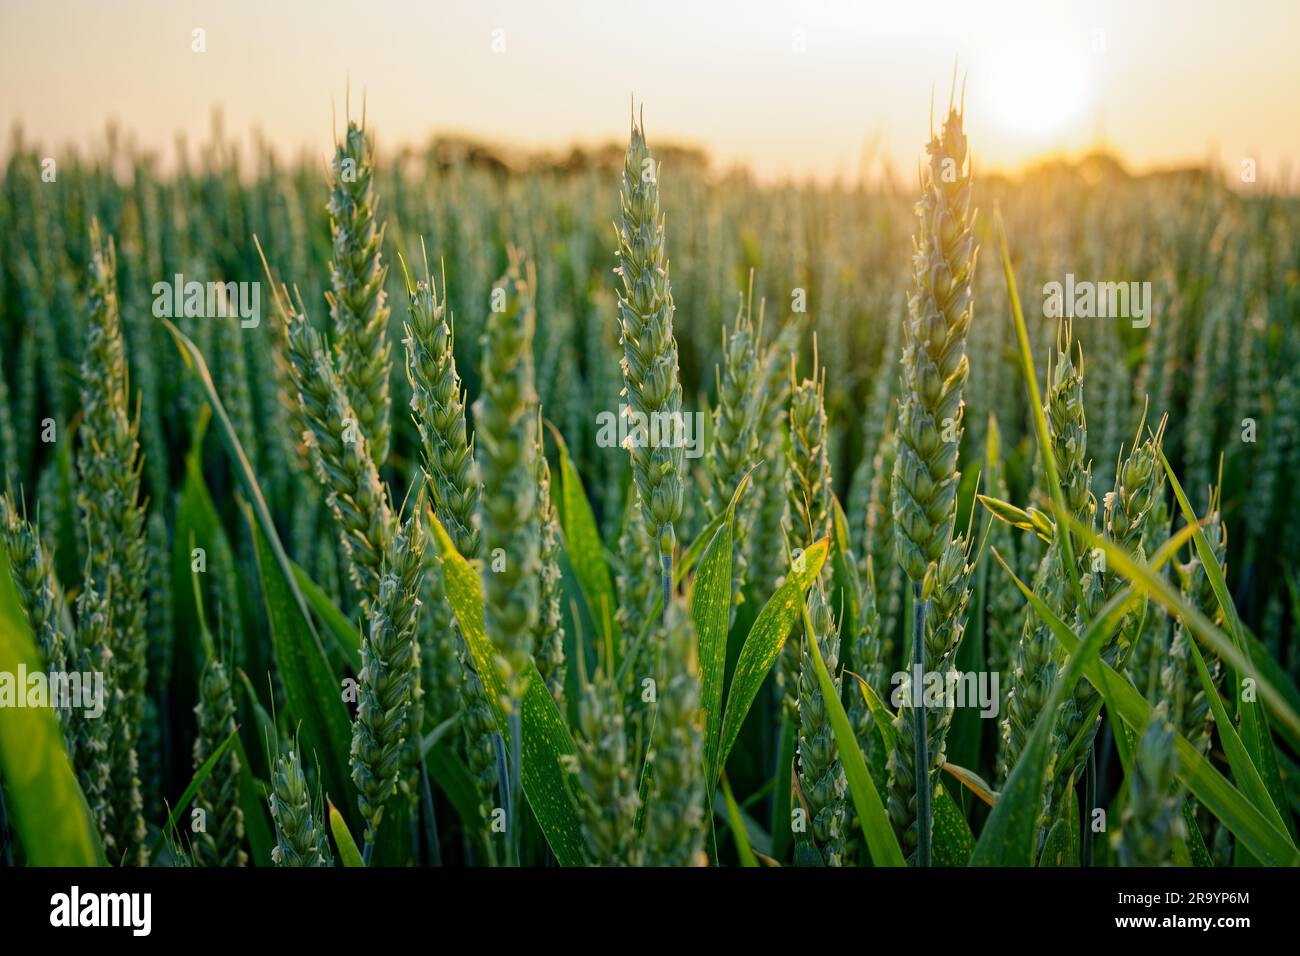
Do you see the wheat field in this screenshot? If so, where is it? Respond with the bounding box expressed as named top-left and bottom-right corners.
top-left (0, 83), bottom-right (1298, 872)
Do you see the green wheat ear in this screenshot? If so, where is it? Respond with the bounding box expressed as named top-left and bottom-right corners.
top-left (615, 111), bottom-right (684, 581)
top-left (564, 661), bottom-right (642, 866)
top-left (892, 105), bottom-right (976, 584)
top-left (0, 492), bottom-right (70, 700)
top-left (326, 118), bottom-right (392, 466)
top-left (284, 303), bottom-right (393, 609)
top-left (78, 220), bottom-right (148, 866)
top-left (473, 251), bottom-right (541, 710)
top-left (398, 253), bottom-right (499, 820)
top-left (1112, 703), bottom-right (1185, 866)
top-left (71, 581), bottom-right (116, 860)
top-left (270, 748), bottom-right (334, 867)
top-left (643, 597), bottom-right (707, 866)
top-left (707, 287), bottom-right (764, 623)
top-left (192, 652), bottom-right (247, 867)
top-left (351, 514), bottom-right (426, 849)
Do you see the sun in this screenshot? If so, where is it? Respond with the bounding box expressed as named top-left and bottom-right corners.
top-left (984, 45), bottom-right (1090, 135)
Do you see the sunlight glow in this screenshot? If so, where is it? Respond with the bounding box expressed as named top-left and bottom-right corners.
top-left (984, 45), bottom-right (1091, 135)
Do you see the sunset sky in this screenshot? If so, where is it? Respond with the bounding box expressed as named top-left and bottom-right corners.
top-left (2, 0), bottom-right (1297, 183)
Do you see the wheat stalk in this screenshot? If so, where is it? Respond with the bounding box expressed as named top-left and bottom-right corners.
top-left (891, 104), bottom-right (976, 583)
top-left (0, 492), bottom-right (69, 684)
top-left (748, 323), bottom-right (799, 597)
top-left (887, 534), bottom-right (972, 860)
top-left (780, 363), bottom-right (833, 721)
top-left (403, 261), bottom-right (479, 557)
top-left (1055, 418), bottom-right (1167, 808)
top-left (564, 662), bottom-right (641, 866)
top-left (1170, 487), bottom-right (1227, 758)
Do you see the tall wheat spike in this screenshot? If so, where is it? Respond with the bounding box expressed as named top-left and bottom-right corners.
top-left (77, 220), bottom-right (148, 866)
top-left (1055, 418), bottom-right (1166, 809)
top-left (399, 260), bottom-right (499, 823)
top-left (472, 251), bottom-right (541, 710)
top-left (615, 112), bottom-right (684, 605)
top-left (1169, 486), bottom-right (1227, 759)
top-left (891, 103), bottom-right (976, 583)
top-left (749, 322), bottom-right (799, 597)
top-left (326, 118), bottom-right (392, 465)
top-left (890, 100), bottom-right (976, 867)
top-left (0, 493), bottom-right (69, 691)
top-left (780, 362), bottom-right (833, 719)
top-left (864, 408), bottom-right (902, 673)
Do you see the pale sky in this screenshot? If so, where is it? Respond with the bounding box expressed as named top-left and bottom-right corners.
top-left (2, 0), bottom-right (1297, 183)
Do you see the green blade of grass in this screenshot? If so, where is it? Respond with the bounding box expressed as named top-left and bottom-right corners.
top-left (829, 495), bottom-right (861, 640)
top-left (164, 320), bottom-right (322, 659)
top-left (720, 772), bottom-right (759, 867)
top-left (615, 494), bottom-right (732, 688)
top-left (941, 762), bottom-right (998, 808)
top-left (328, 800), bottom-right (364, 867)
top-left (716, 537), bottom-right (829, 777)
top-left (693, 495), bottom-right (734, 788)
top-left (801, 597), bottom-right (906, 867)
top-left (155, 727), bottom-right (239, 858)
top-left (292, 560), bottom-right (362, 671)
top-left (932, 788), bottom-right (976, 866)
top-left (846, 668), bottom-right (897, 750)
top-left (547, 424), bottom-right (618, 666)
top-left (246, 506), bottom-right (357, 832)
top-left (1182, 618), bottom-right (1290, 840)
